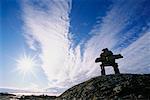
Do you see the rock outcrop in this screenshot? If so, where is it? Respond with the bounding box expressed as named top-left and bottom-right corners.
top-left (57, 74), bottom-right (150, 100)
top-left (2, 74), bottom-right (149, 100)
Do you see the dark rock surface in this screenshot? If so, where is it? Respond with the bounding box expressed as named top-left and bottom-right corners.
top-left (57, 74), bottom-right (150, 100)
top-left (1, 74), bottom-right (149, 100)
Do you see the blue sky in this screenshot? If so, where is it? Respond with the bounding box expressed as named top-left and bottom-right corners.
top-left (0, 0), bottom-right (150, 94)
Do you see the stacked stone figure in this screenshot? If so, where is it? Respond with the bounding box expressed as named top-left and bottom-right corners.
top-left (95, 48), bottom-right (123, 75)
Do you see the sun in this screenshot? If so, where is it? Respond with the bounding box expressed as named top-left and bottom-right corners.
top-left (16, 53), bottom-right (38, 78)
top-left (17, 55), bottom-right (35, 73)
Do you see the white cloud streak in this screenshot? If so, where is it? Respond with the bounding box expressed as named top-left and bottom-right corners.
top-left (71, 0), bottom-right (150, 79)
top-left (119, 30), bottom-right (150, 74)
top-left (22, 0), bottom-right (73, 92)
top-left (22, 0), bottom-right (150, 94)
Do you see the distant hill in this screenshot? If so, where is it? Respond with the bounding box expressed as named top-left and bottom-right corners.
top-left (0, 88), bottom-right (30, 93)
top-left (57, 74), bottom-right (150, 100)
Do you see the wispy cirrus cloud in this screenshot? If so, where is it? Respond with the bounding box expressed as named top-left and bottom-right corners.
top-left (22, 0), bottom-right (150, 94)
top-left (22, 0), bottom-right (73, 93)
top-left (119, 30), bottom-right (150, 74)
top-left (71, 0), bottom-right (150, 78)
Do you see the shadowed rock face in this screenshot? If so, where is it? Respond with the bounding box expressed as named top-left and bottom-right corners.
top-left (57, 74), bottom-right (150, 100)
top-left (1, 74), bottom-right (149, 100)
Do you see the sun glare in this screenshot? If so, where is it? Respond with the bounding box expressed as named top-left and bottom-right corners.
top-left (16, 53), bottom-right (38, 78)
